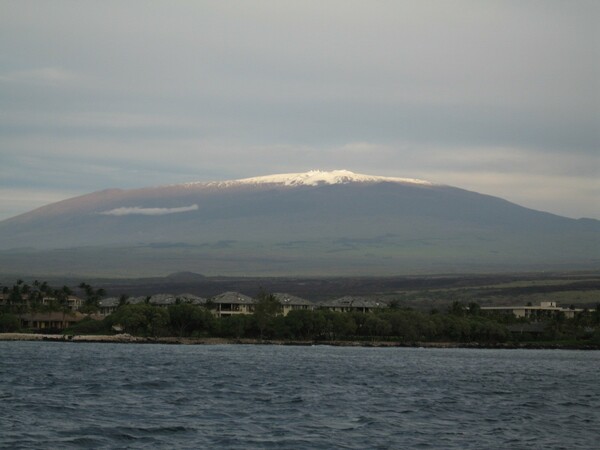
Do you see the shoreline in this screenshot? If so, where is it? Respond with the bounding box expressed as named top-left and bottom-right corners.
top-left (1, 333), bottom-right (599, 350)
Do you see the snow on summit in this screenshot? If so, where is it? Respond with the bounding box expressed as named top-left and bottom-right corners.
top-left (184, 170), bottom-right (432, 188)
top-left (234, 170), bottom-right (432, 186)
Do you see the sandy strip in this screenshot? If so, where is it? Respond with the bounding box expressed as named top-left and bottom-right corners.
top-left (1, 333), bottom-right (598, 349)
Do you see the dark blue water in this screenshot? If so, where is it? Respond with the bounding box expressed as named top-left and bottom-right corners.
top-left (1, 343), bottom-right (598, 449)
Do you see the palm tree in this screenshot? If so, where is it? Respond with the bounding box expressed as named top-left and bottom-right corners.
top-left (79, 283), bottom-right (104, 310)
top-left (57, 286), bottom-right (73, 329)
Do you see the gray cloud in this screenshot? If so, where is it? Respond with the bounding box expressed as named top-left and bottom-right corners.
top-left (0, 1), bottom-right (598, 220)
top-left (101, 205), bottom-right (199, 216)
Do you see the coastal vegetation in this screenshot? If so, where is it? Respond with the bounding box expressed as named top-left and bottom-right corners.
top-left (1, 279), bottom-right (74, 313)
top-left (95, 302), bottom-right (599, 344)
top-left (1, 279), bottom-right (599, 346)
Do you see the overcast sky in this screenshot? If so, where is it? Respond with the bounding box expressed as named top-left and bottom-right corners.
top-left (1, 1), bottom-right (598, 220)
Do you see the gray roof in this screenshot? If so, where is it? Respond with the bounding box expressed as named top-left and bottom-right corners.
top-left (321, 296), bottom-right (386, 309)
top-left (149, 293), bottom-right (177, 306)
top-left (100, 294), bottom-right (207, 307)
top-left (176, 293), bottom-right (207, 305)
top-left (480, 305), bottom-right (583, 312)
top-left (273, 293), bottom-right (313, 306)
top-left (98, 297), bottom-right (120, 307)
top-left (127, 296), bottom-right (148, 305)
top-left (212, 291), bottom-right (254, 305)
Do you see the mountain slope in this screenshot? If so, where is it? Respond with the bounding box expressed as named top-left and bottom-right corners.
top-left (0, 170), bottom-right (597, 276)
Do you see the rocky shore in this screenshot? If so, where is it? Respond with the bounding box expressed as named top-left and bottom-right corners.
top-left (1, 333), bottom-right (599, 349)
top-left (0, 333), bottom-right (228, 345)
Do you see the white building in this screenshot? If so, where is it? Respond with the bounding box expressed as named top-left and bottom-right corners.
top-left (481, 301), bottom-right (583, 320)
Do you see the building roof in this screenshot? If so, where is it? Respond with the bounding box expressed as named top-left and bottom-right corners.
top-left (481, 305), bottom-right (583, 312)
top-left (98, 297), bottom-right (120, 307)
top-left (176, 293), bottom-right (207, 305)
top-left (127, 296), bottom-right (148, 305)
top-left (481, 306), bottom-right (557, 310)
top-left (41, 295), bottom-right (82, 303)
top-left (149, 294), bottom-right (177, 306)
top-left (273, 293), bottom-right (313, 306)
top-left (212, 291), bottom-right (254, 305)
top-left (321, 296), bottom-right (386, 309)
top-left (100, 294), bottom-right (207, 307)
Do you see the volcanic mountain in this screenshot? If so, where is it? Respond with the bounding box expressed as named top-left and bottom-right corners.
top-left (0, 170), bottom-right (598, 277)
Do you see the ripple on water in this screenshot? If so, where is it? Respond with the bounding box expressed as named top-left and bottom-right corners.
top-left (0, 343), bottom-right (599, 449)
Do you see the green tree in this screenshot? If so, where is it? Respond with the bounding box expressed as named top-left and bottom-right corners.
top-left (328, 311), bottom-right (356, 339)
top-left (219, 315), bottom-right (251, 339)
top-left (78, 282), bottom-right (105, 311)
top-left (285, 310), bottom-right (315, 340)
top-left (363, 315), bottom-right (391, 338)
top-left (449, 301), bottom-right (466, 316)
top-left (64, 317), bottom-right (110, 335)
top-left (118, 294), bottom-right (129, 307)
top-left (254, 289), bottom-right (282, 339)
top-left (388, 299), bottom-right (401, 310)
top-left (387, 311), bottom-right (419, 341)
top-left (0, 313), bottom-right (20, 332)
top-left (168, 304), bottom-right (214, 337)
top-left (467, 302), bottom-right (481, 315)
top-left (108, 304), bottom-right (168, 337)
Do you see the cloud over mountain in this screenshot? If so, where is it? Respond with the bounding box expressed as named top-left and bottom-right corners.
top-left (101, 204), bottom-right (199, 216)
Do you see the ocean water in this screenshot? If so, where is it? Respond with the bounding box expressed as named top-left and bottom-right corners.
top-left (0, 342), bottom-right (598, 449)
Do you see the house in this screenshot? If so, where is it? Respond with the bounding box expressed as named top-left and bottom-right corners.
top-left (149, 294), bottom-right (178, 308)
top-left (97, 293), bottom-right (207, 315)
top-left (149, 293), bottom-right (208, 307)
top-left (41, 295), bottom-right (84, 312)
top-left (320, 296), bottom-right (387, 313)
top-left (126, 296), bottom-right (149, 305)
top-left (272, 293), bottom-right (314, 316)
top-left (0, 293), bottom-right (29, 308)
top-left (176, 293), bottom-right (207, 306)
top-left (19, 311), bottom-right (86, 331)
top-left (211, 292), bottom-right (255, 317)
top-left (480, 301), bottom-right (584, 320)
top-left (98, 297), bottom-right (121, 315)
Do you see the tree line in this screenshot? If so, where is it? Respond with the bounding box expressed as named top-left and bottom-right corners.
top-left (1, 281), bottom-right (599, 343)
top-left (63, 301), bottom-right (600, 343)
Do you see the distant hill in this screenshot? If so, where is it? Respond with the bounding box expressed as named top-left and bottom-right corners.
top-left (165, 272), bottom-right (207, 281)
top-left (0, 170), bottom-right (598, 277)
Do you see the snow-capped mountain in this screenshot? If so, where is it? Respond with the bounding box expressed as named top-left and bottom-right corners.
top-left (184, 169), bottom-right (433, 188)
top-left (0, 170), bottom-right (598, 277)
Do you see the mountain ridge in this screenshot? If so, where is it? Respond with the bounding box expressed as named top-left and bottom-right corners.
top-left (0, 170), bottom-right (597, 277)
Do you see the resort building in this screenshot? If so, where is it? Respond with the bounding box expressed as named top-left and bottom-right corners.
top-left (480, 301), bottom-right (584, 320)
top-left (148, 293), bottom-right (208, 308)
top-left (211, 292), bottom-right (255, 317)
top-left (148, 294), bottom-right (178, 307)
top-left (19, 311), bottom-right (86, 331)
top-left (98, 297), bottom-right (120, 315)
top-left (0, 294), bottom-right (84, 311)
top-left (272, 293), bottom-right (314, 316)
top-left (97, 293), bottom-right (207, 315)
top-left (176, 293), bottom-right (207, 306)
top-left (320, 296), bottom-right (387, 313)
top-left (41, 296), bottom-right (84, 311)
top-left (126, 296), bottom-right (149, 305)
